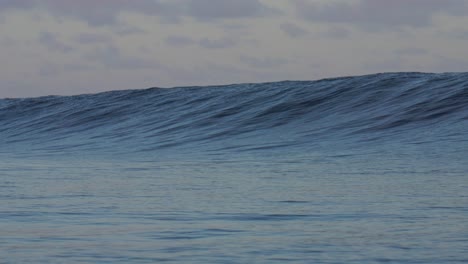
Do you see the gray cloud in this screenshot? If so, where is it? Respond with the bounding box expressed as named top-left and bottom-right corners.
top-left (395, 47), bottom-right (428, 56)
top-left (165, 35), bottom-right (195, 47)
top-left (0, 0), bottom-right (181, 26)
top-left (38, 62), bottom-right (94, 76)
top-left (61, 63), bottom-right (94, 72)
top-left (439, 29), bottom-right (468, 40)
top-left (280, 23), bottom-right (308, 38)
top-left (222, 23), bottom-right (250, 32)
top-left (434, 56), bottom-right (468, 72)
top-left (199, 37), bottom-right (236, 49)
top-left (84, 44), bottom-right (160, 69)
top-left (165, 35), bottom-right (238, 49)
top-left (294, 0), bottom-right (468, 31)
top-left (0, 0), bottom-right (275, 27)
top-left (0, 0), bottom-right (35, 9)
top-left (452, 31), bottom-right (468, 40)
top-left (364, 58), bottom-right (405, 73)
top-left (161, 62), bottom-right (287, 87)
top-left (38, 31), bottom-right (73, 53)
top-left (1, 79), bottom-right (36, 99)
top-left (42, 0), bottom-right (179, 26)
top-left (319, 26), bottom-right (350, 39)
top-left (184, 0), bottom-right (275, 21)
top-left (112, 25), bottom-right (146, 36)
top-left (2, 0), bottom-right (468, 99)
top-left (73, 33), bottom-right (112, 44)
top-left (0, 36), bottom-right (18, 47)
top-left (240, 56), bottom-right (289, 69)
top-left (38, 62), bottom-right (60, 76)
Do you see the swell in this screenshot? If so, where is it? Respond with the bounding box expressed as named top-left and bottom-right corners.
top-left (1, 72), bottom-right (467, 155)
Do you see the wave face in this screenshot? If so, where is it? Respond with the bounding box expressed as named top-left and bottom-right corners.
top-left (1, 72), bottom-right (468, 158)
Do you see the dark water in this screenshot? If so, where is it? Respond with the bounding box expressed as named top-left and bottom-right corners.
top-left (1, 72), bottom-right (468, 263)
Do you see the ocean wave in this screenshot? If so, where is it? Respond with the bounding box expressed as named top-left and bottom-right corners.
top-left (1, 72), bottom-right (467, 156)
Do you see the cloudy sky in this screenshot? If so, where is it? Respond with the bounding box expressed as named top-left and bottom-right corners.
top-left (1, 0), bottom-right (468, 98)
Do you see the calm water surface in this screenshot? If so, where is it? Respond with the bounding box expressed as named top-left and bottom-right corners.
top-left (1, 148), bottom-right (467, 263)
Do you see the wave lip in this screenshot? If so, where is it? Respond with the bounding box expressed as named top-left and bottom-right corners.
top-left (1, 72), bottom-right (467, 156)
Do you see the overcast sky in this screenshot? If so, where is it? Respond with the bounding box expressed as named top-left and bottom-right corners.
top-left (1, 0), bottom-right (468, 98)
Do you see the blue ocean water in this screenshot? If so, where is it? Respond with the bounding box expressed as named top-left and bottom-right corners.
top-left (1, 72), bottom-right (468, 263)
